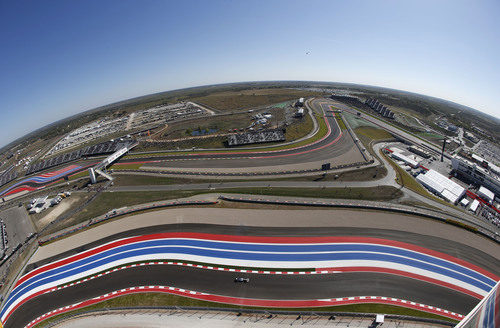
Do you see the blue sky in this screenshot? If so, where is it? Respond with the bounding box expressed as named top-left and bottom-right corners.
top-left (0, 0), bottom-right (499, 147)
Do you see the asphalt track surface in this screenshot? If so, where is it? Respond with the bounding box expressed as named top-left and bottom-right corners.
top-left (6, 265), bottom-right (478, 328)
top-left (122, 99), bottom-right (363, 169)
top-left (5, 222), bottom-right (499, 328)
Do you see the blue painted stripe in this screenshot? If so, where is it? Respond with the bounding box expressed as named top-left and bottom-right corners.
top-left (4, 239), bottom-right (494, 317)
top-left (0, 166), bottom-right (82, 196)
top-left (17, 239), bottom-right (495, 289)
top-left (1, 242), bottom-right (494, 317)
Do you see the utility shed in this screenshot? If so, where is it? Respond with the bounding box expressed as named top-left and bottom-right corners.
top-left (477, 186), bottom-right (495, 204)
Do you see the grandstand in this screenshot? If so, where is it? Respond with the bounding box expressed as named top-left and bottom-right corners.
top-left (26, 140), bottom-right (134, 175)
top-left (227, 129), bottom-right (285, 146)
top-left (0, 166), bottom-right (18, 188)
top-left (364, 98), bottom-right (395, 118)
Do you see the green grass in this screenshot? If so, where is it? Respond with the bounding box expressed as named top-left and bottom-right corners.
top-left (112, 175), bottom-right (221, 186)
top-left (70, 190), bottom-right (207, 224)
top-left (67, 185), bottom-right (402, 230)
top-left (342, 112), bottom-right (378, 130)
top-left (222, 186), bottom-right (403, 201)
top-left (284, 112), bottom-right (313, 141)
top-left (335, 115), bottom-right (347, 130)
top-left (354, 126), bottom-right (396, 159)
top-left (355, 126), bottom-right (394, 141)
top-left (247, 166), bottom-right (388, 183)
top-left (68, 171), bottom-right (89, 181)
top-left (36, 292), bottom-right (458, 328)
top-left (124, 114), bottom-right (327, 159)
top-left (340, 101), bottom-right (443, 147)
top-left (109, 163), bottom-right (144, 170)
top-left (417, 131), bottom-right (444, 139)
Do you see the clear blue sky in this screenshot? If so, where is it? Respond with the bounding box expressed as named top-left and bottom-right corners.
top-left (1, 0), bottom-right (499, 147)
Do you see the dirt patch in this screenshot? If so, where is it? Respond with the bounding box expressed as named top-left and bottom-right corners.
top-left (35, 196), bottom-right (80, 230)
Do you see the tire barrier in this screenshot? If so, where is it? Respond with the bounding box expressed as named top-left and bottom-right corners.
top-left (218, 196), bottom-right (499, 244)
top-left (37, 200), bottom-right (217, 246)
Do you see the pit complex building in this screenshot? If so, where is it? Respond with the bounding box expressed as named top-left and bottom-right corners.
top-left (416, 169), bottom-right (466, 204)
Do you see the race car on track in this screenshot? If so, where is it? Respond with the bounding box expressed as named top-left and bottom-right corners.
top-left (234, 277), bottom-right (250, 283)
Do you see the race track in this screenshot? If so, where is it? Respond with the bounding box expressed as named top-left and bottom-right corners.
top-left (0, 99), bottom-right (366, 198)
top-left (3, 229), bottom-right (499, 328)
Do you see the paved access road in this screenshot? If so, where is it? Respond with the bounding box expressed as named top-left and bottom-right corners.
top-left (328, 100), bottom-right (449, 158)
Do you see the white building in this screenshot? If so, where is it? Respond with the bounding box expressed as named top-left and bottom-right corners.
top-left (390, 150), bottom-right (419, 168)
top-left (451, 155), bottom-right (500, 195)
top-left (416, 169), bottom-right (465, 204)
top-left (295, 108), bottom-right (305, 117)
top-left (477, 186), bottom-right (495, 204)
top-left (296, 98), bottom-right (305, 107)
top-left (469, 199), bottom-right (480, 213)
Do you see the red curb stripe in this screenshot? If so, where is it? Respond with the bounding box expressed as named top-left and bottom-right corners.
top-left (18, 233), bottom-right (498, 288)
top-left (23, 286), bottom-right (464, 328)
top-left (5, 259), bottom-right (485, 324)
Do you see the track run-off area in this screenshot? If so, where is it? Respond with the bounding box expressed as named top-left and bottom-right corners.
top-left (2, 230), bottom-right (499, 328)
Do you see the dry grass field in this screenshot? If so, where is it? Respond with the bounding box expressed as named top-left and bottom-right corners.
top-left (191, 88), bottom-right (324, 111)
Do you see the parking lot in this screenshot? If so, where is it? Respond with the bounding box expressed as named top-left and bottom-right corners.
top-left (46, 102), bottom-right (211, 157)
top-left (0, 206), bottom-right (35, 259)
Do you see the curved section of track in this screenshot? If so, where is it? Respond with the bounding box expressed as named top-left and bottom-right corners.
top-left (1, 99), bottom-right (364, 198)
top-left (124, 99), bottom-right (361, 169)
top-left (24, 285), bottom-right (466, 328)
top-left (0, 165), bottom-right (88, 197)
top-left (2, 232), bottom-right (498, 328)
